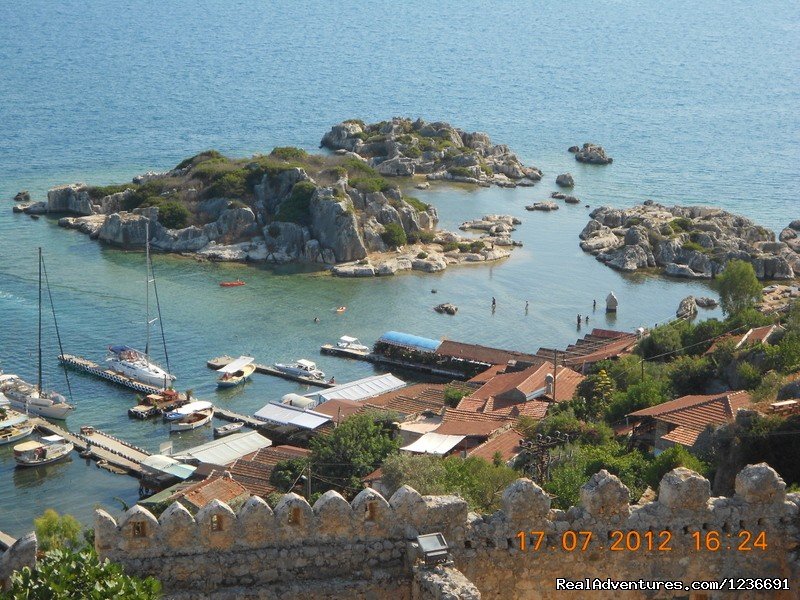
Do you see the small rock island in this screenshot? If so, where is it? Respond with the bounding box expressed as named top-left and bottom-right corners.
top-left (14, 118), bottom-right (540, 277)
top-left (580, 201), bottom-right (799, 279)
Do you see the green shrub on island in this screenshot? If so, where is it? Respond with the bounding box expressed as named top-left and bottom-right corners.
top-left (275, 181), bottom-right (317, 226)
top-left (403, 145), bottom-right (422, 158)
top-left (643, 444), bottom-right (709, 490)
top-left (479, 161), bottom-right (493, 176)
top-left (441, 241), bottom-right (460, 252)
top-left (447, 166), bottom-right (474, 178)
top-left (156, 200), bottom-right (191, 229)
top-left (205, 170), bottom-right (249, 199)
top-left (86, 183), bottom-right (136, 201)
top-left (668, 217), bottom-right (693, 233)
top-left (175, 149), bottom-right (224, 170)
top-left (380, 223), bottom-right (407, 248)
top-left (342, 118), bottom-right (366, 129)
top-left (270, 146), bottom-right (308, 161)
top-left (416, 251), bottom-right (428, 259)
top-left (349, 176), bottom-right (392, 193)
top-left (717, 259), bottom-right (762, 316)
top-left (341, 158), bottom-right (377, 176)
top-left (403, 196), bottom-right (430, 212)
top-left (682, 240), bottom-right (705, 253)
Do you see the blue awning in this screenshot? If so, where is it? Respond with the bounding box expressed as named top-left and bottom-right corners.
top-left (378, 331), bottom-right (441, 353)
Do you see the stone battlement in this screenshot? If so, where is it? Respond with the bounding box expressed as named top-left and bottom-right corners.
top-left (94, 464), bottom-right (799, 599)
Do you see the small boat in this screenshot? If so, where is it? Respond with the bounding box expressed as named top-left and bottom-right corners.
top-left (214, 421), bottom-right (244, 438)
top-left (335, 306), bottom-right (346, 313)
top-left (170, 406), bottom-right (214, 432)
top-left (335, 336), bottom-right (369, 353)
top-left (0, 415), bottom-right (34, 445)
top-left (220, 279), bottom-right (246, 287)
top-left (273, 359), bottom-right (326, 381)
top-left (216, 356), bottom-right (255, 388)
top-left (164, 400), bottom-right (212, 422)
top-left (14, 435), bottom-right (73, 467)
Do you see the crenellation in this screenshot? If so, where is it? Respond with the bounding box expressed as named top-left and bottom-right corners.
top-left (87, 466), bottom-right (800, 598)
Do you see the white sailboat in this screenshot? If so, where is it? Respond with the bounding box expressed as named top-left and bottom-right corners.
top-left (106, 222), bottom-right (176, 389)
top-left (0, 249), bottom-right (75, 420)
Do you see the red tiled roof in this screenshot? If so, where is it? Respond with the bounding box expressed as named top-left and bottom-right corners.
top-left (364, 382), bottom-right (474, 416)
top-left (229, 445), bottom-right (311, 498)
top-left (172, 475), bottom-right (249, 511)
top-left (434, 408), bottom-right (511, 437)
top-left (468, 362), bottom-right (583, 403)
top-left (435, 340), bottom-right (542, 365)
top-left (536, 328), bottom-right (638, 368)
top-left (468, 428), bottom-right (525, 463)
top-left (628, 391), bottom-right (752, 430)
top-left (704, 325), bottom-right (778, 355)
top-left (313, 399), bottom-right (364, 421)
top-left (661, 425), bottom-right (704, 447)
top-left (469, 364), bottom-right (507, 383)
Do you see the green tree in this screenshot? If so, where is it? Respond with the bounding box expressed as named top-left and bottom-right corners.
top-left (573, 369), bottom-right (615, 419)
top-left (605, 377), bottom-right (670, 422)
top-left (667, 355), bottom-right (714, 396)
top-left (309, 412), bottom-right (400, 497)
top-left (34, 509), bottom-right (81, 553)
top-left (645, 445), bottom-right (708, 490)
top-left (637, 321), bottom-right (687, 360)
top-left (380, 453), bottom-right (448, 497)
top-left (6, 548), bottom-right (161, 599)
top-left (717, 259), bottom-right (762, 316)
top-left (443, 385), bottom-right (468, 408)
top-left (269, 458), bottom-right (309, 494)
top-left (380, 223), bottom-right (407, 248)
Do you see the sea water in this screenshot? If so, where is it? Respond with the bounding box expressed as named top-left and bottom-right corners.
top-left (0, 0), bottom-right (797, 536)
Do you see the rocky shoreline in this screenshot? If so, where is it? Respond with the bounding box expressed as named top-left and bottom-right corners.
top-left (11, 119), bottom-right (536, 277)
top-left (579, 201), bottom-right (799, 280)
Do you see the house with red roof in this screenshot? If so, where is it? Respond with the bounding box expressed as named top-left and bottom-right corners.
top-left (704, 325), bottom-right (781, 355)
top-left (628, 391), bottom-right (752, 454)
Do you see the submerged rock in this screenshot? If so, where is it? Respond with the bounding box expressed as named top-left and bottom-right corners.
top-left (434, 303), bottom-right (458, 315)
top-left (526, 201), bottom-right (559, 211)
top-left (13, 190), bottom-right (30, 203)
top-left (555, 173), bottom-right (574, 187)
top-left (574, 143), bottom-right (613, 165)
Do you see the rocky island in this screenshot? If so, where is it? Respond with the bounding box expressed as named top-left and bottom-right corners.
top-left (580, 201), bottom-right (799, 279)
top-left (13, 119), bottom-right (539, 277)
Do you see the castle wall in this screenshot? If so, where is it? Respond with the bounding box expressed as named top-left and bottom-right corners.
top-left (94, 464), bottom-right (800, 599)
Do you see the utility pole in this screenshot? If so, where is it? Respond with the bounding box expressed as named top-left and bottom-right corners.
top-left (305, 464), bottom-right (312, 499)
top-left (552, 348), bottom-right (558, 401)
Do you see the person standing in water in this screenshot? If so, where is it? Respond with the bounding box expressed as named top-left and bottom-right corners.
top-left (593, 299), bottom-right (597, 311)
top-left (577, 314), bottom-right (582, 326)
top-left (525, 300), bottom-right (529, 314)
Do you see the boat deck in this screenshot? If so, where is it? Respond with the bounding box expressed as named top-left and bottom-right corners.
top-left (319, 344), bottom-right (371, 359)
top-left (59, 354), bottom-right (164, 395)
top-left (207, 356), bottom-right (335, 388)
top-left (29, 418), bottom-right (150, 477)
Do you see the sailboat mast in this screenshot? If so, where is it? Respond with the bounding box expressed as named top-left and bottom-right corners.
top-left (38, 247), bottom-right (43, 393)
top-left (145, 221), bottom-right (151, 358)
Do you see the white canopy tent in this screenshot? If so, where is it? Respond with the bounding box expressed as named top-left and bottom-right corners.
top-left (401, 432), bottom-right (465, 456)
top-left (216, 356), bottom-right (255, 374)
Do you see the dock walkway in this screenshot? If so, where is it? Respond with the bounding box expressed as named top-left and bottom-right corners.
top-left (208, 356), bottom-right (335, 388)
top-left (59, 354), bottom-right (163, 395)
top-left (30, 418), bottom-right (150, 477)
top-left (213, 407), bottom-right (263, 429)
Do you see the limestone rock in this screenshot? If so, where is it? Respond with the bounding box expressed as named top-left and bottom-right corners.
top-left (580, 470), bottom-right (630, 517)
top-left (574, 143), bottom-right (613, 165)
top-left (98, 212), bottom-right (157, 248)
top-left (253, 168), bottom-right (310, 215)
top-left (734, 463), bottom-right (786, 504)
top-left (696, 296), bottom-right (718, 308)
top-left (526, 201), bottom-right (559, 211)
top-left (412, 255), bottom-right (447, 272)
top-left (501, 479), bottom-right (551, 520)
top-left (47, 183), bottom-right (93, 215)
top-left (555, 173), bottom-right (574, 187)
top-left (676, 296), bottom-right (698, 319)
top-left (658, 467), bottom-right (710, 509)
top-left (434, 303), bottom-right (458, 315)
top-left (309, 189), bottom-right (368, 263)
top-left (13, 190), bottom-right (30, 203)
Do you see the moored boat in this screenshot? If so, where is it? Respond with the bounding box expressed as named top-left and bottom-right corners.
top-left (213, 421), bottom-right (244, 438)
top-left (216, 356), bottom-right (255, 388)
top-left (220, 279), bottom-right (245, 287)
top-left (336, 336), bottom-right (369, 353)
top-left (170, 404), bottom-right (214, 432)
top-left (1, 423), bottom-right (34, 445)
top-left (13, 435), bottom-right (73, 467)
top-left (0, 378), bottom-right (74, 420)
top-left (164, 400), bottom-right (213, 422)
top-left (273, 359), bottom-right (325, 381)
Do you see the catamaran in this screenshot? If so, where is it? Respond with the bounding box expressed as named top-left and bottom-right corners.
top-left (0, 249), bottom-right (75, 420)
top-left (106, 221), bottom-right (176, 389)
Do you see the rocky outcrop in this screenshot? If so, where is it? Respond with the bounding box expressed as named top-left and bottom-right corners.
top-left (526, 201), bottom-right (558, 212)
top-left (253, 167), bottom-right (309, 215)
top-left (555, 173), bottom-right (574, 187)
top-left (321, 118), bottom-right (542, 188)
top-left (47, 183), bottom-right (94, 215)
top-left (676, 296), bottom-right (698, 319)
top-left (13, 191), bottom-right (30, 203)
top-left (459, 214), bottom-right (520, 235)
top-left (579, 202), bottom-right (797, 280)
top-left (573, 143), bottom-right (613, 165)
top-left (434, 303), bottom-right (458, 315)
top-left (310, 189), bottom-right (368, 263)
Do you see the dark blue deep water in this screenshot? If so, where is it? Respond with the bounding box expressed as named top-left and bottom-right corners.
top-left (0, 0), bottom-right (797, 535)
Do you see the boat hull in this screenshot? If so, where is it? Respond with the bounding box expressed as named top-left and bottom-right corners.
top-left (0, 426), bottom-right (34, 446)
top-left (170, 409), bottom-right (213, 432)
top-left (9, 399), bottom-right (73, 420)
top-left (216, 364), bottom-right (255, 388)
top-left (213, 423), bottom-right (244, 438)
top-left (107, 358), bottom-right (175, 388)
top-left (14, 443), bottom-right (74, 467)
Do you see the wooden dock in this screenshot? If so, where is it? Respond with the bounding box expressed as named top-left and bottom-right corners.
top-left (30, 418), bottom-right (151, 477)
top-left (207, 356), bottom-right (336, 388)
top-left (214, 407), bottom-right (264, 429)
top-left (59, 354), bottom-right (164, 395)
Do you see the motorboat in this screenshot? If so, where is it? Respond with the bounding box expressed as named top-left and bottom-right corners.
top-left (0, 405), bottom-right (34, 445)
top-left (169, 401), bottom-right (214, 432)
top-left (14, 435), bottom-right (73, 467)
top-left (213, 422), bottom-right (244, 438)
top-left (0, 377), bottom-right (74, 420)
top-left (106, 345), bottom-right (176, 388)
top-left (220, 279), bottom-right (245, 287)
top-left (164, 400), bottom-right (212, 422)
top-left (216, 356), bottom-right (255, 388)
top-left (273, 359), bottom-right (325, 381)
top-left (106, 221), bottom-right (175, 389)
top-left (335, 336), bottom-right (369, 353)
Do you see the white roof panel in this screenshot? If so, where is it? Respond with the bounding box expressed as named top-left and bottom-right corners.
top-left (339, 336), bottom-right (358, 343)
top-left (309, 374), bottom-right (406, 403)
top-left (217, 356), bottom-right (254, 374)
top-left (173, 400), bottom-right (213, 415)
top-left (254, 402), bottom-right (330, 430)
top-left (401, 432), bottom-right (465, 455)
top-left (141, 454), bottom-right (196, 479)
top-left (176, 431), bottom-right (271, 465)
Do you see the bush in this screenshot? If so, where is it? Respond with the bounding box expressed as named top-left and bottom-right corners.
top-left (442, 242), bottom-right (460, 252)
top-left (717, 260), bottom-right (762, 316)
top-left (342, 158), bottom-right (377, 176)
top-left (404, 196), bottom-right (430, 212)
top-left (7, 548), bottom-right (162, 599)
top-left (270, 146), bottom-right (308, 160)
top-left (668, 217), bottom-right (692, 232)
top-left (667, 355), bottom-right (714, 395)
top-left (381, 223), bottom-right (407, 248)
top-left (682, 241), bottom-right (704, 253)
top-left (124, 180), bottom-right (169, 211)
top-left (443, 385), bottom-right (468, 408)
top-left (416, 230), bottom-right (436, 243)
top-left (156, 200), bottom-right (191, 229)
top-left (276, 181), bottom-right (316, 226)
top-left (447, 166), bottom-right (474, 178)
top-left (87, 183), bottom-right (135, 201)
top-left (479, 161), bottom-right (493, 176)
top-left (522, 408), bottom-right (613, 446)
top-left (605, 377), bottom-right (670, 423)
top-left (190, 157), bottom-right (237, 181)
top-left (34, 509), bottom-right (81, 553)
top-left (403, 145), bottom-right (422, 158)
top-left (205, 169), bottom-right (249, 199)
top-left (638, 321), bottom-right (689, 360)
top-left (645, 445), bottom-right (708, 490)
top-left (350, 177), bottom-right (391, 193)
top-left (416, 251), bottom-right (428, 259)
top-left (175, 149), bottom-right (224, 170)
top-left (736, 361), bottom-right (763, 389)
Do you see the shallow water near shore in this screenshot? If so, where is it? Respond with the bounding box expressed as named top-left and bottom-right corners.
top-left (0, 0), bottom-right (797, 536)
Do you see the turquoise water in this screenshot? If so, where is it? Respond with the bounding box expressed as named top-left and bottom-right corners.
top-left (0, 0), bottom-right (798, 536)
